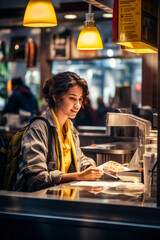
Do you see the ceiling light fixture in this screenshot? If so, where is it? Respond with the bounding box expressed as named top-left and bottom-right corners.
top-left (64, 14), bottom-right (77, 20)
top-left (23, 0), bottom-right (57, 27)
top-left (120, 43), bottom-right (158, 54)
top-left (77, 3), bottom-right (103, 50)
top-left (102, 13), bottom-right (113, 18)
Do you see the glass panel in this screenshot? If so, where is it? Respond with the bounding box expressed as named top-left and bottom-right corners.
top-left (52, 58), bottom-right (142, 110)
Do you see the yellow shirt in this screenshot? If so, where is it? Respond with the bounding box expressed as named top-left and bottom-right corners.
top-left (51, 108), bottom-right (77, 173)
top-left (60, 123), bottom-right (72, 173)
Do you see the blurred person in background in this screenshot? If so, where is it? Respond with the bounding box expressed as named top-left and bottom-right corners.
top-left (74, 98), bottom-right (99, 127)
top-left (131, 98), bottom-right (139, 116)
top-left (3, 77), bottom-right (40, 117)
top-left (97, 96), bottom-right (112, 126)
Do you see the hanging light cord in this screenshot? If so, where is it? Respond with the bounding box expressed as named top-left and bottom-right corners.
top-left (89, 3), bottom-right (92, 14)
top-left (85, 3), bottom-right (95, 27)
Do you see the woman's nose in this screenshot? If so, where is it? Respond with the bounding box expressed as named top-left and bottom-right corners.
top-left (75, 100), bottom-right (81, 108)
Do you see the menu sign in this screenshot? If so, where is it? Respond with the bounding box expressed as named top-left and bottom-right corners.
top-left (112, 0), bottom-right (158, 51)
top-left (118, 0), bottom-right (141, 43)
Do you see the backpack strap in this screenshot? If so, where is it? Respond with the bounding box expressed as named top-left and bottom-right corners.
top-left (0, 136), bottom-right (5, 148)
top-left (30, 117), bottom-right (52, 163)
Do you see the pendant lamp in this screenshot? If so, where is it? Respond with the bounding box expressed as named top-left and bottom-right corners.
top-left (77, 3), bottom-right (103, 50)
top-left (23, 0), bottom-right (57, 27)
top-left (121, 43), bottom-right (158, 54)
top-left (124, 47), bottom-right (158, 54)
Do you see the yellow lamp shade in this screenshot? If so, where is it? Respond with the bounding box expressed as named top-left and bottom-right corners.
top-left (120, 42), bottom-right (158, 53)
top-left (124, 48), bottom-right (158, 54)
top-left (23, 0), bottom-right (57, 27)
top-left (77, 26), bottom-right (103, 50)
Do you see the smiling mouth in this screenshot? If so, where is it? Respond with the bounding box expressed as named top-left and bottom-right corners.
top-left (71, 110), bottom-right (78, 113)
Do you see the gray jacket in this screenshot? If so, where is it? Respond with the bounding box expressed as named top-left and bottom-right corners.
top-left (14, 108), bottom-right (96, 192)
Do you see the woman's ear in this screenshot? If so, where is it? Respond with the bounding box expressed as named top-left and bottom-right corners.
top-left (52, 95), bottom-right (56, 102)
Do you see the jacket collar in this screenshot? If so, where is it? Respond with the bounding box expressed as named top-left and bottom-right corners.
top-left (43, 107), bottom-right (56, 127)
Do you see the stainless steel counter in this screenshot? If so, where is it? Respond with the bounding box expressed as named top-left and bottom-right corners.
top-left (81, 142), bottom-right (137, 165)
top-left (0, 180), bottom-right (159, 240)
top-left (81, 142), bottom-right (137, 154)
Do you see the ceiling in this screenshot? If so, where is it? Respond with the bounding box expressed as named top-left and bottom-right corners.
top-left (0, 0), bottom-right (113, 27)
top-left (0, 0), bottom-right (113, 10)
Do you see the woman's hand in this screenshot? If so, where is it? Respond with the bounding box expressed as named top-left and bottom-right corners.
top-left (61, 167), bottom-right (103, 183)
top-left (77, 167), bottom-right (103, 181)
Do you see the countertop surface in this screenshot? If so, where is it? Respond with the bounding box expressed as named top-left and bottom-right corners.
top-left (81, 142), bottom-right (137, 154)
top-left (1, 178), bottom-right (160, 237)
top-left (0, 179), bottom-right (156, 207)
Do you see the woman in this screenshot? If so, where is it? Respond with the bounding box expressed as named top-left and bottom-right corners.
top-left (14, 72), bottom-right (103, 192)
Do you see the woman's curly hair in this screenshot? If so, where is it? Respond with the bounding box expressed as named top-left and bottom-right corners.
top-left (42, 71), bottom-right (89, 109)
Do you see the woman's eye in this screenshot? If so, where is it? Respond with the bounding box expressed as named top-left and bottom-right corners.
top-left (69, 97), bottom-right (83, 103)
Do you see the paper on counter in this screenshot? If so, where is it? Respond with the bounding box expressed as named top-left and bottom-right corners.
top-left (71, 181), bottom-right (144, 192)
top-left (71, 181), bottom-right (121, 187)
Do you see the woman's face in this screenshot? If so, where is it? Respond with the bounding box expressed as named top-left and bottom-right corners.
top-left (55, 85), bottom-right (83, 119)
